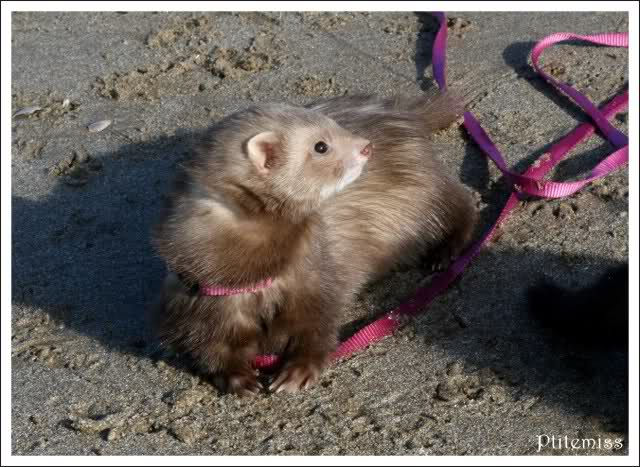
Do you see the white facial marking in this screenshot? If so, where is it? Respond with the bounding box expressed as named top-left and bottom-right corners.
top-left (337, 163), bottom-right (364, 191)
top-left (319, 156), bottom-right (366, 201)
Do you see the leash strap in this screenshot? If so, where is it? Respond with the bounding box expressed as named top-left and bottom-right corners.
top-left (254, 13), bottom-right (629, 370)
top-left (200, 278), bottom-right (273, 296)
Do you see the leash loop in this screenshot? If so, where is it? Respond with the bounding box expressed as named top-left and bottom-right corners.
top-left (252, 13), bottom-right (629, 370)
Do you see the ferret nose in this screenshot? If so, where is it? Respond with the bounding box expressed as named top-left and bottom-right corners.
top-left (360, 143), bottom-right (373, 158)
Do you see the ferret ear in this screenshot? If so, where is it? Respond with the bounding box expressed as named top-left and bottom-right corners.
top-left (247, 132), bottom-right (280, 174)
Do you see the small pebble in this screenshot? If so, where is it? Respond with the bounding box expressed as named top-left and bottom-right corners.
top-left (87, 120), bottom-right (112, 132)
top-left (446, 361), bottom-right (464, 377)
top-left (435, 380), bottom-right (460, 402)
top-left (13, 106), bottom-right (42, 118)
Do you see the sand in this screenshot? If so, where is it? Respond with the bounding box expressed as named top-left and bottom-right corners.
top-left (11, 11), bottom-right (629, 456)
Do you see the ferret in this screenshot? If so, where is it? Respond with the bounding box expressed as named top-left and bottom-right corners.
top-left (312, 94), bottom-right (476, 292)
top-left (151, 92), bottom-right (476, 395)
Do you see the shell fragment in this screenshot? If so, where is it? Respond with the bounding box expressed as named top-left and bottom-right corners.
top-left (13, 106), bottom-right (42, 118)
top-left (87, 120), bottom-right (112, 132)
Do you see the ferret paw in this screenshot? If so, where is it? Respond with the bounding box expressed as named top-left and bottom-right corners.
top-left (215, 369), bottom-right (263, 397)
top-left (269, 360), bottom-right (324, 393)
top-left (431, 258), bottom-right (449, 272)
top-left (428, 244), bottom-right (461, 272)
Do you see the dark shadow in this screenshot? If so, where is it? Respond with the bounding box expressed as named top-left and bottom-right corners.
top-left (12, 129), bottom-right (203, 361)
top-left (502, 41), bottom-right (628, 125)
top-left (458, 109), bottom-right (623, 213)
top-left (12, 127), bottom-right (628, 431)
top-left (414, 12), bottom-right (441, 91)
top-left (459, 128), bottom-right (491, 194)
top-left (553, 140), bottom-right (615, 180)
top-left (409, 247), bottom-right (628, 435)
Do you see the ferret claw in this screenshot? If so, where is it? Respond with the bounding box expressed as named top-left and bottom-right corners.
top-left (269, 362), bottom-right (322, 394)
top-left (222, 371), bottom-right (264, 396)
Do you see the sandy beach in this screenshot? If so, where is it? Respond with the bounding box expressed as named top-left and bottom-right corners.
top-left (11, 11), bottom-right (629, 455)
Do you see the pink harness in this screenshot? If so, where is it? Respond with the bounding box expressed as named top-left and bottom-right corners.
top-left (209, 13), bottom-right (628, 370)
top-left (200, 278), bottom-right (273, 296)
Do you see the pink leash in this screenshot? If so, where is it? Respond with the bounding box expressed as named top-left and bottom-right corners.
top-left (201, 278), bottom-right (273, 296)
top-left (253, 13), bottom-right (629, 371)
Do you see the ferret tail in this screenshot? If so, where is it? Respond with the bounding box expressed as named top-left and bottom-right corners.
top-left (401, 90), bottom-right (466, 133)
top-left (408, 64), bottom-right (501, 133)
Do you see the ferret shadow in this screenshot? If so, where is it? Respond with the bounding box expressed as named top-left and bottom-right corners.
top-left (12, 125), bottom-right (627, 431)
top-left (12, 129), bottom-right (203, 359)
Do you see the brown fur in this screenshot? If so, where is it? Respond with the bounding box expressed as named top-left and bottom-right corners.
top-left (151, 93), bottom-right (476, 395)
top-left (152, 104), bottom-right (368, 394)
top-left (311, 92), bottom-right (477, 297)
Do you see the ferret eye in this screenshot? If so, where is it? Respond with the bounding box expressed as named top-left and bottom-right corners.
top-left (314, 141), bottom-right (329, 154)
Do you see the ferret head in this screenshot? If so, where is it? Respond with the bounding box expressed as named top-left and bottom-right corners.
top-left (242, 107), bottom-right (372, 213)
